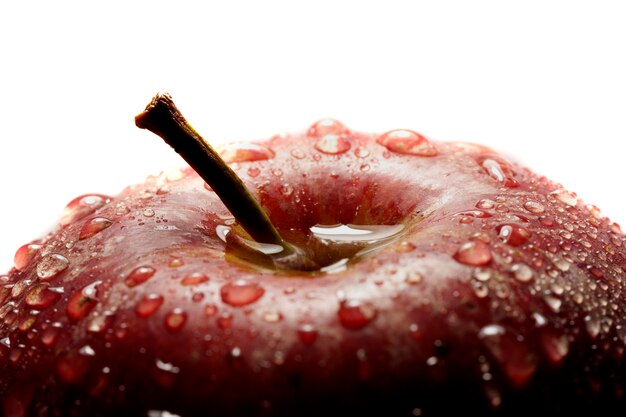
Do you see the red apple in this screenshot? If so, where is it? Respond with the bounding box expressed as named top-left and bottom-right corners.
top-left (0, 93), bottom-right (625, 417)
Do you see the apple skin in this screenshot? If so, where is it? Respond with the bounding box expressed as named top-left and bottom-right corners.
top-left (1, 120), bottom-right (625, 417)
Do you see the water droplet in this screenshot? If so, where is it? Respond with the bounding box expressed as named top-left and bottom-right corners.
top-left (41, 326), bottom-right (60, 347)
top-left (56, 352), bottom-right (90, 383)
top-left (497, 224), bottom-right (531, 246)
top-left (168, 258), bottom-right (184, 267)
top-left (551, 189), bottom-right (577, 206)
top-left (523, 201), bottom-right (545, 214)
top-left (79, 217), bottom-right (113, 240)
top-left (540, 329), bottom-right (569, 364)
top-left (314, 135), bottom-right (351, 155)
top-left (290, 149), bottom-right (306, 159)
top-left (359, 163), bottom-right (370, 172)
top-left (220, 280), bottom-right (265, 307)
top-left (217, 312), bottom-right (233, 329)
top-left (125, 266), bottom-right (156, 288)
top-left (376, 129), bottom-right (437, 156)
top-left (308, 118), bottom-right (349, 138)
top-left (36, 254), bottom-right (69, 281)
top-left (543, 295), bottom-right (562, 312)
top-left (476, 199), bottom-right (495, 209)
top-left (589, 266), bottom-right (604, 279)
top-left (552, 257), bottom-right (570, 272)
top-left (0, 286), bottom-right (10, 305)
top-left (405, 272), bottom-right (423, 285)
top-left (472, 281), bottom-right (489, 298)
top-left (87, 312), bottom-right (115, 334)
top-left (338, 299), bottom-right (377, 330)
top-left (511, 263), bottom-right (534, 283)
top-left (204, 304), bottom-right (218, 317)
top-left (453, 241), bottom-right (492, 266)
top-left (181, 272), bottom-right (209, 286)
top-left (18, 314), bottom-right (37, 332)
top-left (14, 243), bottom-right (42, 271)
top-left (279, 183), bottom-right (293, 196)
top-left (584, 315), bottom-right (601, 339)
top-left (247, 167), bottom-right (261, 177)
top-left (457, 210), bottom-right (492, 219)
top-left (60, 194), bottom-right (111, 226)
top-left (67, 281), bottom-right (101, 322)
top-left (143, 208), bottom-right (155, 217)
top-left (478, 325), bottom-right (536, 387)
top-left (24, 284), bottom-right (61, 310)
top-left (164, 308), bottom-right (187, 332)
top-left (218, 143), bottom-right (275, 163)
top-left (297, 324), bottom-right (318, 345)
top-left (354, 146), bottom-right (370, 158)
top-left (135, 293), bottom-right (164, 318)
top-left (262, 310), bottom-right (283, 323)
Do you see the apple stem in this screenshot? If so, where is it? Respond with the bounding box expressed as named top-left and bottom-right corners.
top-left (135, 93), bottom-right (303, 263)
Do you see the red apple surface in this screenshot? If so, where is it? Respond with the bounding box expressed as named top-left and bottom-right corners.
top-left (0, 94), bottom-right (625, 417)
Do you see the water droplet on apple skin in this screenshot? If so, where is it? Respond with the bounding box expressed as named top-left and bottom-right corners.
top-left (376, 129), bottom-right (437, 156)
top-left (24, 283), bottom-right (61, 310)
top-left (453, 241), bottom-right (492, 266)
top-left (164, 308), bottom-right (187, 332)
top-left (135, 294), bottom-right (164, 318)
top-left (13, 243), bottom-right (42, 271)
top-left (60, 194), bottom-right (111, 226)
top-left (220, 280), bottom-right (265, 307)
top-left (338, 299), bottom-right (377, 330)
top-left (125, 266), bottom-right (157, 288)
top-left (218, 143), bottom-right (275, 163)
top-left (36, 254), bottom-right (69, 281)
top-left (79, 217), bottom-right (114, 240)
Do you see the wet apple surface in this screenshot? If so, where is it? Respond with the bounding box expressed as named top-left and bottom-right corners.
top-left (0, 95), bottom-right (625, 416)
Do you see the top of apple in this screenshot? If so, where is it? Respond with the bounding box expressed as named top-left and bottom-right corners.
top-left (0, 94), bottom-right (625, 416)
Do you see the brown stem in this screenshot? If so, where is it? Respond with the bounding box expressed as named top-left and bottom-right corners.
top-left (135, 93), bottom-right (296, 257)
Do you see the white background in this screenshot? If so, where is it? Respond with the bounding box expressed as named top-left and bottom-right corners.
top-left (1, 1), bottom-right (625, 271)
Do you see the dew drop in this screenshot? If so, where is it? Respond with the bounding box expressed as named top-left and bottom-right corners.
top-left (87, 312), bottom-right (115, 334)
top-left (458, 210), bottom-right (492, 219)
top-left (376, 130), bottom-right (437, 156)
top-left (478, 324), bottom-right (536, 387)
top-left (220, 280), bottom-right (265, 307)
top-left (511, 263), bottom-right (534, 283)
top-left (314, 135), bottom-right (351, 155)
top-left (56, 352), bottom-right (90, 383)
top-left (497, 224), bottom-right (531, 247)
top-left (79, 217), bottom-right (113, 240)
top-left (67, 281), bottom-right (101, 322)
top-left (523, 201), bottom-right (545, 214)
top-left (354, 146), bottom-right (370, 158)
top-left (60, 194), bottom-right (111, 226)
top-left (262, 310), bottom-right (283, 323)
top-left (36, 254), bottom-right (69, 281)
top-left (540, 329), bottom-right (569, 364)
top-left (279, 184), bottom-right (293, 196)
top-left (143, 208), bottom-right (155, 217)
top-left (589, 267), bottom-right (604, 279)
top-left (217, 312), bottom-right (233, 329)
top-left (308, 118), bottom-right (349, 138)
top-left (543, 295), bottom-right (562, 313)
top-left (551, 189), bottom-right (577, 206)
top-left (218, 143), bottom-right (275, 163)
top-left (338, 299), bottom-right (377, 330)
top-left (247, 167), bottom-right (261, 178)
top-left (164, 308), bottom-right (187, 332)
top-left (0, 286), bottom-right (10, 305)
top-left (41, 326), bottom-right (60, 347)
top-left (13, 243), bottom-right (42, 271)
top-left (135, 293), bottom-right (164, 318)
top-left (472, 281), bottom-right (489, 298)
top-left (181, 272), bottom-right (209, 286)
top-left (24, 284), bottom-right (61, 310)
top-left (405, 272), bottom-right (423, 285)
top-left (476, 199), bottom-right (495, 209)
top-left (453, 241), bottom-right (492, 266)
top-left (290, 149), bottom-right (306, 159)
top-left (584, 315), bottom-right (601, 339)
top-left (204, 304), bottom-right (218, 317)
top-left (297, 324), bottom-right (318, 345)
top-left (125, 266), bottom-right (156, 288)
